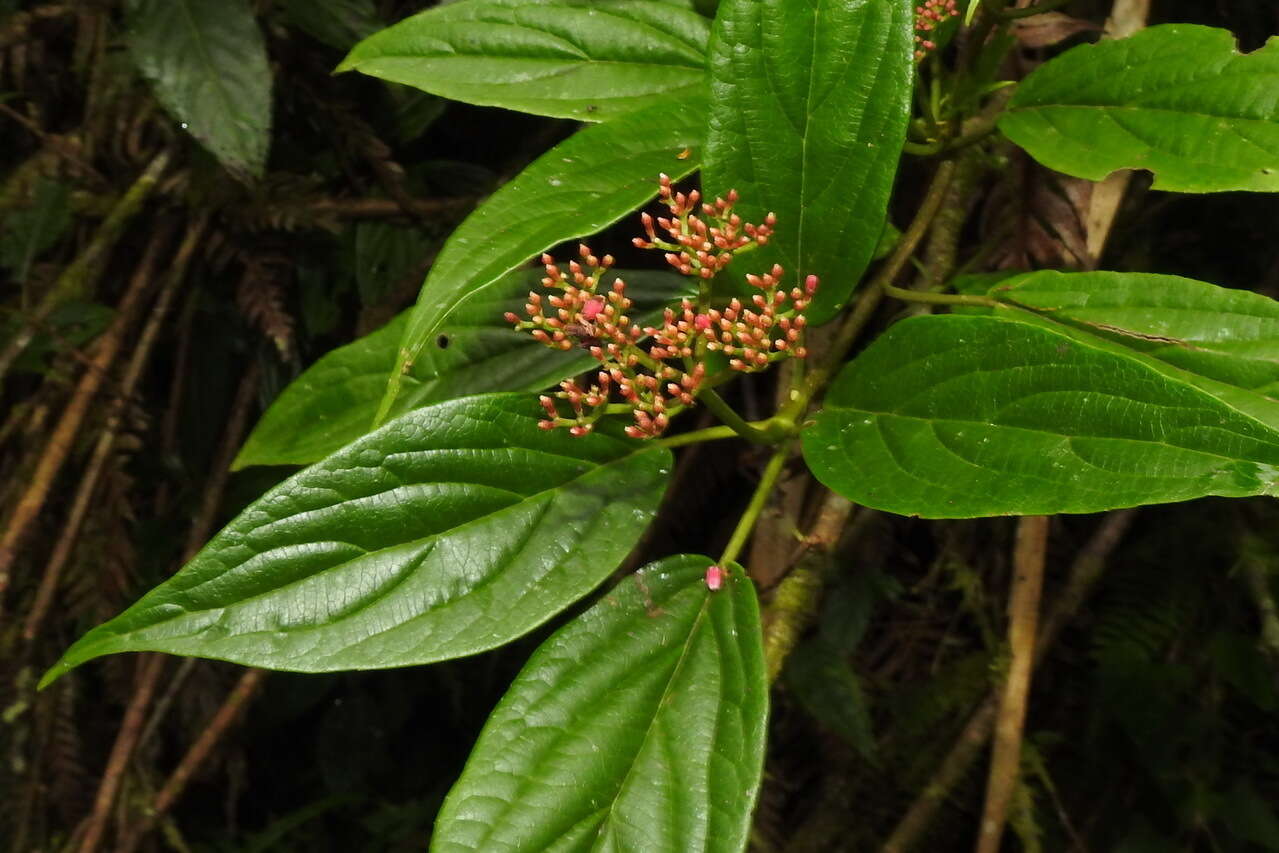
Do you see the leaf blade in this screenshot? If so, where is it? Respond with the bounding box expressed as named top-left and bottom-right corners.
top-left (998, 25), bottom-right (1279, 193)
top-left (336, 0), bottom-right (710, 120)
top-left (43, 394), bottom-right (671, 685)
top-left (989, 270), bottom-right (1279, 398)
top-left (802, 314), bottom-right (1279, 518)
top-left (703, 0), bottom-right (914, 323)
top-left (431, 556), bottom-right (767, 853)
top-left (126, 0), bottom-right (272, 178)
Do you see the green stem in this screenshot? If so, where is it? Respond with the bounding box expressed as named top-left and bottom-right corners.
top-left (698, 387), bottom-right (775, 445)
top-left (719, 446), bottom-right (790, 566)
top-left (657, 424), bottom-right (739, 449)
top-left (881, 281), bottom-right (997, 308)
top-left (781, 159), bottom-right (958, 424)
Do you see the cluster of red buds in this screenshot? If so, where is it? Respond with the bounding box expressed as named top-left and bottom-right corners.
top-left (633, 174), bottom-right (775, 280)
top-left (508, 177), bottom-right (817, 439)
top-left (508, 246), bottom-right (709, 438)
top-left (915, 0), bottom-right (959, 59)
top-left (646, 268), bottom-right (815, 372)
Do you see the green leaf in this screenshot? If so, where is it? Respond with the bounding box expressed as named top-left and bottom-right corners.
top-left (0, 177), bottom-right (71, 281)
top-left (42, 394), bottom-right (671, 686)
top-left (990, 270), bottom-right (1279, 398)
top-left (336, 0), bottom-right (709, 121)
top-left (377, 95), bottom-right (704, 424)
top-left (431, 555), bottom-right (767, 853)
top-left (703, 0), bottom-right (914, 323)
top-left (234, 268), bottom-right (693, 468)
top-left (802, 313), bottom-right (1279, 518)
top-left (126, 0), bottom-right (272, 178)
top-left (998, 25), bottom-right (1279, 193)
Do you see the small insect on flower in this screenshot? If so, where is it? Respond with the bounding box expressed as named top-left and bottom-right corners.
top-left (705, 565), bottom-right (727, 591)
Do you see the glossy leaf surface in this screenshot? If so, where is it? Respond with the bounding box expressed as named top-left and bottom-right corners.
top-left (126, 0), bottom-right (272, 178)
top-left (336, 0), bottom-right (709, 120)
top-left (803, 314), bottom-right (1279, 518)
top-left (703, 0), bottom-right (914, 323)
top-left (378, 96), bottom-right (703, 423)
top-left (990, 270), bottom-right (1279, 398)
top-left (432, 556), bottom-right (767, 853)
top-left (234, 269), bottom-right (693, 468)
top-left (43, 394), bottom-right (671, 686)
top-left (999, 25), bottom-right (1279, 192)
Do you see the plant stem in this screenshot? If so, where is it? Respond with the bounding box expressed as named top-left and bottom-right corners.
top-left (881, 510), bottom-right (1137, 853)
top-left (720, 446), bottom-right (790, 565)
top-left (977, 515), bottom-right (1048, 853)
top-left (783, 159), bottom-right (958, 424)
top-left (761, 490), bottom-right (857, 682)
top-left (881, 281), bottom-right (997, 307)
top-left (657, 424), bottom-right (740, 448)
top-left (699, 387), bottom-right (776, 445)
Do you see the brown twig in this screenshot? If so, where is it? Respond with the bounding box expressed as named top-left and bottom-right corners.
top-left (76, 653), bottom-right (167, 853)
top-left (975, 515), bottom-right (1048, 853)
top-left (302, 195), bottom-right (473, 220)
top-left (73, 360), bottom-right (262, 851)
top-left (762, 490), bottom-right (857, 683)
top-left (1083, 0), bottom-right (1150, 263)
top-left (116, 668), bottom-right (268, 853)
top-left (881, 510), bottom-right (1137, 852)
top-left (22, 216), bottom-right (209, 642)
top-left (183, 359), bottom-right (262, 558)
top-left (0, 223), bottom-right (173, 608)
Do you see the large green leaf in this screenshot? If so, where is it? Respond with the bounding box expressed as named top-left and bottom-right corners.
top-left (703, 0), bottom-right (914, 323)
top-left (336, 0), bottom-right (709, 121)
top-left (126, 0), bottom-right (272, 178)
top-left (42, 394), bottom-right (671, 686)
top-left (234, 268), bottom-right (693, 468)
top-left (377, 95), bottom-right (704, 424)
top-left (998, 25), bottom-right (1279, 193)
top-left (802, 314), bottom-right (1279, 518)
top-left (432, 555), bottom-right (767, 853)
top-left (989, 270), bottom-right (1279, 398)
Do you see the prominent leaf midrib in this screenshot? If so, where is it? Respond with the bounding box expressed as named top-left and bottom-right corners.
top-left (592, 593), bottom-right (712, 848)
top-left (1012, 100), bottom-right (1279, 132)
top-left (114, 446), bottom-right (657, 640)
top-left (849, 406), bottom-right (1279, 468)
top-left (1000, 297), bottom-right (1279, 326)
top-left (863, 418), bottom-right (1202, 499)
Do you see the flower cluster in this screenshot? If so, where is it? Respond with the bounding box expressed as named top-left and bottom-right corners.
top-left (647, 269), bottom-right (815, 372)
top-left (633, 173), bottom-right (774, 279)
top-left (915, 0), bottom-right (959, 59)
top-left (508, 178), bottom-right (817, 439)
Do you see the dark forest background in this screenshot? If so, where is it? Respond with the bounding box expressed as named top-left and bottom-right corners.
top-left (2, 1), bottom-right (1279, 850)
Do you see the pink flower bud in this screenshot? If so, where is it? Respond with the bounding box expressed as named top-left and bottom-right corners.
top-left (805, 274), bottom-right (820, 294)
top-left (581, 299), bottom-right (605, 321)
top-left (705, 565), bottom-right (726, 591)
top-left (694, 314), bottom-right (711, 331)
